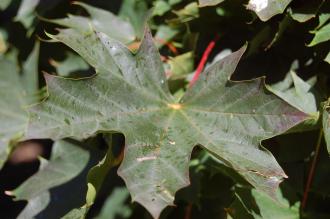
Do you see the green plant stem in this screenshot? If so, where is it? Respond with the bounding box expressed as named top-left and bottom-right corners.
top-left (301, 128), bottom-right (323, 210)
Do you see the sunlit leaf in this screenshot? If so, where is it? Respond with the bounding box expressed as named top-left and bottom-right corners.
top-left (247, 0), bottom-right (293, 21)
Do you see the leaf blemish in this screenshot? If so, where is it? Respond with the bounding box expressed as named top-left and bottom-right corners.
top-left (167, 103), bottom-right (182, 110)
top-left (136, 156), bottom-right (157, 162)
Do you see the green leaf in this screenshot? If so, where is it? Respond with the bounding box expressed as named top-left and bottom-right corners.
top-left (0, 60), bottom-right (27, 169)
top-left (15, 0), bottom-right (40, 29)
top-left (50, 52), bottom-right (89, 77)
top-left (173, 2), bottom-right (199, 23)
top-left (27, 28), bottom-right (307, 218)
top-left (12, 140), bottom-right (90, 200)
top-left (323, 104), bottom-right (330, 154)
top-left (230, 187), bottom-right (300, 219)
top-left (21, 41), bottom-right (40, 101)
top-left (288, 0), bottom-right (324, 23)
top-left (12, 140), bottom-right (90, 218)
top-left (47, 2), bottom-right (136, 44)
top-left (0, 29), bottom-right (7, 54)
top-left (95, 187), bottom-right (132, 219)
top-left (0, 42), bottom-right (39, 169)
top-left (268, 71), bottom-right (318, 115)
top-left (199, 0), bottom-right (225, 7)
top-left (252, 189), bottom-right (300, 219)
top-left (325, 51), bottom-right (330, 64)
top-left (316, 13), bottom-right (330, 29)
top-left (154, 25), bottom-right (179, 48)
top-left (119, 0), bottom-right (149, 38)
top-left (308, 22), bottom-right (330, 46)
top-left (166, 52), bottom-right (194, 78)
top-left (247, 0), bottom-right (293, 21)
top-left (153, 0), bottom-right (171, 16)
top-left (0, 0), bottom-right (11, 10)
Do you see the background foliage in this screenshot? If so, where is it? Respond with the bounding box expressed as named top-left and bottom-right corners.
top-left (0, 0), bottom-right (329, 218)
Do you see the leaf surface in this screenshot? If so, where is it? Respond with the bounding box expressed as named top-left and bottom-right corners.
top-left (47, 2), bottom-right (135, 44)
top-left (268, 71), bottom-right (318, 115)
top-left (0, 43), bottom-right (39, 168)
top-left (0, 60), bottom-right (27, 168)
top-left (247, 0), bottom-right (293, 21)
top-left (27, 28), bottom-right (307, 218)
top-left (199, 0), bottom-right (225, 7)
top-left (15, 0), bottom-right (40, 29)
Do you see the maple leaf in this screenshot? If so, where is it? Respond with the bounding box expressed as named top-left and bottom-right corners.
top-left (27, 28), bottom-right (307, 218)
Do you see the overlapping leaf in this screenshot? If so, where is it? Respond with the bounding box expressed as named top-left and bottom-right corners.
top-left (0, 59), bottom-right (28, 168)
top-left (268, 71), bottom-right (318, 115)
top-left (11, 140), bottom-right (90, 219)
top-left (309, 22), bottom-right (330, 46)
top-left (230, 187), bottom-right (300, 219)
top-left (46, 2), bottom-right (136, 44)
top-left (323, 102), bottom-right (330, 154)
top-left (0, 42), bottom-right (39, 169)
top-left (27, 27), bottom-right (307, 218)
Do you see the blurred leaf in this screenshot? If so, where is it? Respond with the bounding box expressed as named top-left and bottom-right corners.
top-left (95, 187), bottom-right (132, 219)
top-left (0, 41), bottom-right (39, 169)
top-left (252, 188), bottom-right (300, 219)
top-left (230, 187), bottom-right (300, 219)
top-left (0, 64), bottom-right (27, 167)
top-left (0, 29), bottom-right (7, 54)
top-left (167, 52), bottom-right (194, 78)
top-left (12, 140), bottom-right (89, 200)
top-left (47, 2), bottom-right (136, 44)
top-left (267, 15), bottom-right (292, 49)
top-left (316, 13), bottom-right (330, 29)
top-left (199, 0), bottom-right (225, 7)
top-left (153, 0), bottom-right (171, 16)
top-left (288, 0), bottom-right (324, 23)
top-left (51, 52), bottom-right (89, 77)
top-left (13, 140), bottom-right (90, 218)
top-left (154, 25), bottom-right (179, 48)
top-left (268, 71), bottom-right (318, 115)
top-left (119, 0), bottom-right (149, 38)
top-left (247, 0), bottom-right (293, 21)
top-left (21, 41), bottom-right (40, 101)
top-left (15, 0), bottom-right (40, 29)
top-left (0, 0), bottom-right (11, 10)
top-left (172, 2), bottom-right (199, 23)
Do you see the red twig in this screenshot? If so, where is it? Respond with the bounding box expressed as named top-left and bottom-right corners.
top-left (155, 38), bottom-right (178, 55)
top-left (301, 129), bottom-right (323, 210)
top-left (184, 203), bottom-right (193, 219)
top-left (189, 35), bottom-right (220, 87)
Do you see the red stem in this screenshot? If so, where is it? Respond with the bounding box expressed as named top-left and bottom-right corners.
top-left (301, 129), bottom-right (323, 210)
top-left (189, 35), bottom-right (220, 87)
